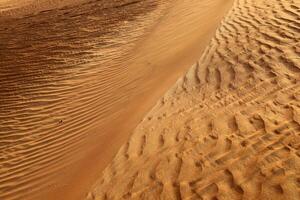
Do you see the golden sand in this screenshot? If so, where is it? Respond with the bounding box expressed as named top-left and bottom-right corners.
top-left (0, 0), bottom-right (299, 200)
top-left (86, 0), bottom-right (300, 199)
top-left (0, 0), bottom-right (233, 199)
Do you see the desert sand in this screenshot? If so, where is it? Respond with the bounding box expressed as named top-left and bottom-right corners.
top-left (0, 0), bottom-right (235, 200)
top-left (1, 0), bottom-right (299, 199)
top-left (86, 0), bottom-right (300, 199)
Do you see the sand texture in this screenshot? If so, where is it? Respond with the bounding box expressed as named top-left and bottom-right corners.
top-left (0, 0), bottom-right (235, 199)
top-left (86, 0), bottom-right (300, 199)
top-left (0, 1), bottom-right (171, 199)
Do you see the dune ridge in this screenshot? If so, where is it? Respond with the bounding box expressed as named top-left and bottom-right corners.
top-left (0, 0), bottom-right (236, 199)
top-left (0, 1), bottom-right (172, 199)
top-left (86, 0), bottom-right (300, 199)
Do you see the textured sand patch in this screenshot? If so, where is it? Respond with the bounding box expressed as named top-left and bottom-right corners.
top-left (0, 0), bottom-right (234, 199)
top-left (87, 0), bottom-right (300, 199)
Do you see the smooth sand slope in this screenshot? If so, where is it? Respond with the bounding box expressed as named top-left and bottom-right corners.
top-left (0, 0), bottom-right (234, 199)
top-left (87, 0), bottom-right (300, 199)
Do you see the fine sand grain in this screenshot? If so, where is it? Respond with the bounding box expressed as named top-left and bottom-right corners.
top-left (87, 0), bottom-right (300, 199)
top-left (0, 0), bottom-right (235, 200)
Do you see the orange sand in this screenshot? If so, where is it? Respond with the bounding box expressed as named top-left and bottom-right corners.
top-left (87, 0), bottom-right (300, 199)
top-left (0, 0), bottom-right (235, 199)
top-left (1, 0), bottom-right (299, 200)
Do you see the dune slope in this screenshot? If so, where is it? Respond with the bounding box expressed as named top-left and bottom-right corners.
top-left (0, 1), bottom-right (171, 200)
top-left (87, 0), bottom-right (300, 199)
top-left (0, 0), bottom-right (234, 199)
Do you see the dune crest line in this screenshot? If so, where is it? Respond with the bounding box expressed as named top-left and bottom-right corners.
top-left (86, 0), bottom-right (300, 199)
top-left (0, 0), bottom-right (235, 199)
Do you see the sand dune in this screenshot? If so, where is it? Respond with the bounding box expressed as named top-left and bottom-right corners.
top-left (0, 0), bottom-right (235, 199)
top-left (86, 0), bottom-right (300, 199)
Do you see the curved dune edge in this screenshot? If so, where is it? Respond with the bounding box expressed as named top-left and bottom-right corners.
top-left (0, 0), bottom-right (235, 200)
top-left (86, 0), bottom-right (300, 199)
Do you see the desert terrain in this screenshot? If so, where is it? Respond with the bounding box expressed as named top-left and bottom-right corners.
top-left (86, 0), bottom-right (300, 199)
top-left (0, 0), bottom-right (234, 199)
top-left (0, 0), bottom-right (299, 200)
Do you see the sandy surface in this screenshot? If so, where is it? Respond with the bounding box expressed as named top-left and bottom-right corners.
top-left (0, 0), bottom-right (234, 200)
top-left (0, 0), bottom-right (87, 15)
top-left (86, 0), bottom-right (300, 199)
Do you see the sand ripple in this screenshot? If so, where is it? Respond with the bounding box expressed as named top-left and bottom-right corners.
top-left (0, 1), bottom-right (170, 199)
top-left (87, 0), bottom-right (300, 199)
top-left (0, 0), bottom-right (234, 199)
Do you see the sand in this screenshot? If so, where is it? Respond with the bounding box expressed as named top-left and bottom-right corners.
top-left (0, 0), bottom-right (88, 15)
top-left (86, 0), bottom-right (300, 199)
top-left (0, 0), bottom-right (299, 199)
top-left (0, 0), bottom-right (235, 200)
